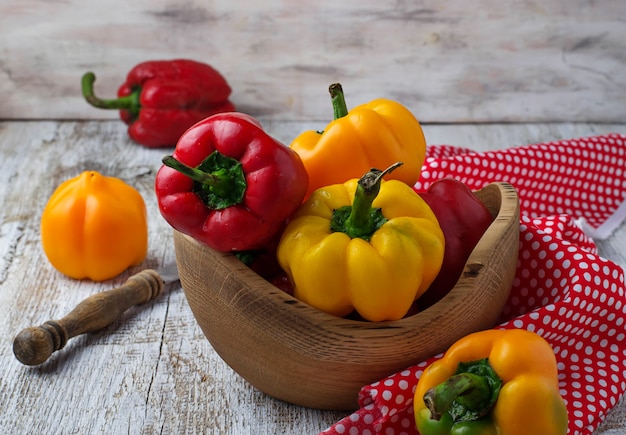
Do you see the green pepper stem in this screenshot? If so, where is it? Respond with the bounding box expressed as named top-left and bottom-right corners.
top-left (162, 156), bottom-right (230, 194)
top-left (330, 162), bottom-right (402, 240)
top-left (423, 373), bottom-right (491, 421)
top-left (423, 358), bottom-right (502, 423)
top-left (162, 153), bottom-right (247, 210)
top-left (329, 83), bottom-right (349, 119)
top-left (81, 72), bottom-right (141, 116)
top-left (347, 162), bottom-right (402, 231)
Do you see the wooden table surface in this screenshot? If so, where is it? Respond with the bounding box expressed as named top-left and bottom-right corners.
top-left (1, 120), bottom-right (625, 434)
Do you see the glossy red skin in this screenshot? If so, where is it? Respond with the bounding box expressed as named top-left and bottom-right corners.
top-left (118, 59), bottom-right (235, 148)
top-left (155, 112), bottom-right (309, 252)
top-left (415, 178), bottom-right (495, 308)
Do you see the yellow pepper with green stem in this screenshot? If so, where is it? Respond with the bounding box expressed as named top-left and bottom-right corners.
top-left (414, 329), bottom-right (568, 435)
top-left (289, 83), bottom-right (427, 199)
top-left (276, 163), bottom-right (444, 321)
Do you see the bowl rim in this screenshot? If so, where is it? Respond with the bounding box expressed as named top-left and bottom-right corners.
top-left (183, 182), bottom-right (517, 312)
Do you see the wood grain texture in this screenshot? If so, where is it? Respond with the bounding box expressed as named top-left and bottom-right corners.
top-left (0, 120), bottom-right (625, 434)
top-left (1, 0), bottom-right (625, 123)
top-left (12, 269), bottom-right (164, 366)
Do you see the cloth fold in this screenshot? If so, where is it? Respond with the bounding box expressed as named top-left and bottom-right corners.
top-left (322, 133), bottom-right (626, 435)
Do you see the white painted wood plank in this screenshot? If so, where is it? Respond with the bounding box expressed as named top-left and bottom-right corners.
top-left (0, 0), bottom-right (624, 122)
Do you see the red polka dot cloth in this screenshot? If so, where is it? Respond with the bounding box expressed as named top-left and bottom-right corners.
top-left (322, 133), bottom-right (626, 435)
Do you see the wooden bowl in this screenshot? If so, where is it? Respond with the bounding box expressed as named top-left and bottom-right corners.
top-left (173, 182), bottom-right (520, 411)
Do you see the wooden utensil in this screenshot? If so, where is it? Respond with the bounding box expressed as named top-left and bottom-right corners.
top-left (12, 264), bottom-right (179, 366)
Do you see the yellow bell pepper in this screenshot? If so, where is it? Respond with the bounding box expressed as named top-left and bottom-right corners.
top-left (41, 171), bottom-right (148, 281)
top-left (277, 163), bottom-right (444, 321)
top-left (289, 83), bottom-right (427, 199)
top-left (414, 329), bottom-right (568, 435)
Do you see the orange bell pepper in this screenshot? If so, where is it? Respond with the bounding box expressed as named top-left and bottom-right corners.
top-left (289, 83), bottom-right (427, 199)
top-left (40, 171), bottom-right (148, 281)
top-left (414, 329), bottom-right (568, 435)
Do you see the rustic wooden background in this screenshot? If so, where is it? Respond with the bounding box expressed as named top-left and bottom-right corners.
top-left (1, 0), bottom-right (625, 123)
top-left (2, 1), bottom-right (626, 434)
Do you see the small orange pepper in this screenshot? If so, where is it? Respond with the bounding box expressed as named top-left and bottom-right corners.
top-left (40, 171), bottom-right (148, 281)
top-left (289, 83), bottom-right (427, 199)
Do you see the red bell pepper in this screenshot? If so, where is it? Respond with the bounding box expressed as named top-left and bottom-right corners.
top-left (82, 59), bottom-right (235, 148)
top-left (415, 178), bottom-right (495, 308)
top-left (155, 112), bottom-right (309, 252)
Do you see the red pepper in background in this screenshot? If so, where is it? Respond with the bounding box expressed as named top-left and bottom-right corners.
top-left (155, 112), bottom-right (309, 252)
top-left (415, 178), bottom-right (495, 308)
top-left (82, 59), bottom-right (235, 148)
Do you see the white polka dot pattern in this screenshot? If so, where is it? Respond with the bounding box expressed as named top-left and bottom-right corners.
top-left (322, 134), bottom-right (626, 435)
top-left (415, 133), bottom-right (626, 236)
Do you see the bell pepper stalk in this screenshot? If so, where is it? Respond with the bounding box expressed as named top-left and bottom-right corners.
top-left (160, 151), bottom-right (246, 210)
top-left (40, 171), bottom-right (148, 281)
top-left (414, 178), bottom-right (495, 309)
top-left (276, 162), bottom-right (445, 321)
top-left (289, 83), bottom-right (427, 199)
top-left (424, 359), bottom-right (502, 422)
top-left (155, 112), bottom-right (309, 252)
top-left (82, 59), bottom-right (235, 148)
top-left (330, 162), bottom-right (402, 240)
top-left (414, 329), bottom-right (568, 435)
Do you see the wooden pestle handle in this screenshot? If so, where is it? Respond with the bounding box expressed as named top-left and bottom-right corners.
top-left (13, 269), bottom-right (164, 366)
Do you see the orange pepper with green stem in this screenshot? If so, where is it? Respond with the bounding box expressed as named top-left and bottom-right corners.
top-left (289, 84), bottom-right (427, 199)
top-left (414, 329), bottom-right (568, 435)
